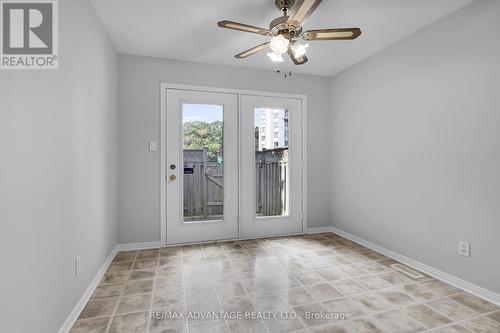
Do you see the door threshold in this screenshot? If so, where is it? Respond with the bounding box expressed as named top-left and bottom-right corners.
top-left (164, 232), bottom-right (306, 247)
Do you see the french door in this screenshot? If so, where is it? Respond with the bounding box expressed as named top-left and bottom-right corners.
top-left (166, 89), bottom-right (239, 244)
top-left (165, 87), bottom-right (304, 245)
top-left (240, 95), bottom-right (304, 238)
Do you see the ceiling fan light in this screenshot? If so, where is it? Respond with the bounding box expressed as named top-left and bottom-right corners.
top-left (291, 42), bottom-right (309, 57)
top-left (267, 51), bottom-right (284, 62)
top-left (269, 35), bottom-right (289, 54)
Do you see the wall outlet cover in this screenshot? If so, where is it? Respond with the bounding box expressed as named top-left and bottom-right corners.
top-left (75, 256), bottom-right (81, 275)
top-left (458, 241), bottom-right (470, 257)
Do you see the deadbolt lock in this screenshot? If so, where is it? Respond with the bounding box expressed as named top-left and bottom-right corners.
top-left (170, 164), bottom-right (176, 170)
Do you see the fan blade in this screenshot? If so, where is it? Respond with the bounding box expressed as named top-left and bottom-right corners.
top-left (288, 49), bottom-right (308, 65)
top-left (218, 20), bottom-right (270, 36)
top-left (235, 42), bottom-right (270, 59)
top-left (303, 28), bottom-right (361, 41)
top-left (287, 0), bottom-right (323, 26)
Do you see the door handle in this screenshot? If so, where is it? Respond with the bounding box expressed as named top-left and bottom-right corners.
top-left (169, 175), bottom-right (176, 181)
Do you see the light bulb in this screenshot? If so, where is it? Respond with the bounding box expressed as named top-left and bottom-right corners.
top-left (269, 35), bottom-right (289, 54)
top-left (291, 42), bottom-right (309, 57)
top-left (267, 51), bottom-right (284, 62)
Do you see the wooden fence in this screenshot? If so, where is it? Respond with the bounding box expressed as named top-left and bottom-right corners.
top-left (255, 148), bottom-right (289, 216)
top-left (183, 148), bottom-right (288, 220)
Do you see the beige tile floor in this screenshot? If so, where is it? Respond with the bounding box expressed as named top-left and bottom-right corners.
top-left (70, 233), bottom-right (500, 333)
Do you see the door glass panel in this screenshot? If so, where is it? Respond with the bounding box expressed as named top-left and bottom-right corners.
top-left (254, 108), bottom-right (289, 217)
top-left (182, 103), bottom-right (224, 222)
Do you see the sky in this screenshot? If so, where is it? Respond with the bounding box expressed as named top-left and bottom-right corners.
top-left (183, 103), bottom-right (223, 123)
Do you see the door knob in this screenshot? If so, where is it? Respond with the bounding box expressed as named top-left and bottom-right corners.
top-left (169, 175), bottom-right (176, 181)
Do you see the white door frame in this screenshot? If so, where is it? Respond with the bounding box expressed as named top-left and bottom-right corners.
top-left (160, 82), bottom-right (308, 246)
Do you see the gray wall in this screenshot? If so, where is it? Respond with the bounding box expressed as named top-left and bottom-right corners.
top-left (0, 0), bottom-right (117, 332)
top-left (118, 55), bottom-right (332, 243)
top-left (329, 0), bottom-right (500, 293)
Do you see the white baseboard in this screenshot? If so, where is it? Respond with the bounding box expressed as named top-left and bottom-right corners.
top-left (58, 246), bottom-right (118, 333)
top-left (329, 226), bottom-right (500, 306)
top-left (307, 227), bottom-right (335, 234)
top-left (116, 241), bottom-right (162, 251)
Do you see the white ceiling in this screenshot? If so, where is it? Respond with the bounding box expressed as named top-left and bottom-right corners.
top-left (91, 0), bottom-right (472, 77)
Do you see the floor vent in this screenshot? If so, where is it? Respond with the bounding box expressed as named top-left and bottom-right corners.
top-left (391, 263), bottom-right (425, 279)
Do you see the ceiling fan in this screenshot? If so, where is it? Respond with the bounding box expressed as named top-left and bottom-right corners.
top-left (217, 0), bottom-right (361, 65)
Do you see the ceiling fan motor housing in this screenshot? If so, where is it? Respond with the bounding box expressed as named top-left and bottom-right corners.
top-left (270, 16), bottom-right (302, 38)
top-left (272, 0), bottom-right (302, 38)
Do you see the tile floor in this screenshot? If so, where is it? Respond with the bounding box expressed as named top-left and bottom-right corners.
top-left (70, 233), bottom-right (500, 333)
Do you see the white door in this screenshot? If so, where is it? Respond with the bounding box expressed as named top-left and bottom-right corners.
top-left (166, 89), bottom-right (238, 244)
top-left (240, 95), bottom-right (304, 238)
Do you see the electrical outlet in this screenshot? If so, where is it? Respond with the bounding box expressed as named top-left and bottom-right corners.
top-left (75, 256), bottom-right (81, 275)
top-left (458, 241), bottom-right (470, 257)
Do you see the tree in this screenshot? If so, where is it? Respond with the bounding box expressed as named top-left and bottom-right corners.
top-left (183, 121), bottom-right (223, 162)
